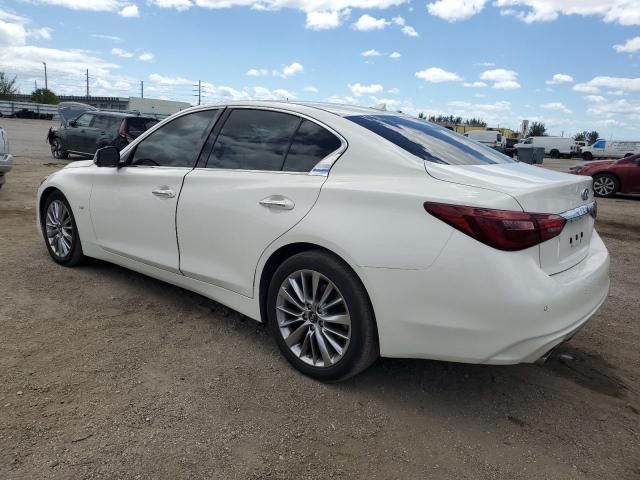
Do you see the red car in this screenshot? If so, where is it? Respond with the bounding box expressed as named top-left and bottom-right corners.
top-left (569, 154), bottom-right (640, 197)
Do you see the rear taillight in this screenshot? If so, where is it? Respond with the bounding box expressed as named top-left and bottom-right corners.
top-left (118, 119), bottom-right (127, 139)
top-left (424, 202), bottom-right (567, 251)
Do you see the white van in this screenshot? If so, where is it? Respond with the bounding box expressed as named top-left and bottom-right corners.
top-left (580, 139), bottom-right (640, 160)
top-left (514, 136), bottom-right (576, 158)
top-left (463, 130), bottom-right (502, 149)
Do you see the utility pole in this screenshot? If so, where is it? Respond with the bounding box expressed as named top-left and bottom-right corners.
top-left (193, 80), bottom-right (201, 105)
top-left (86, 69), bottom-right (89, 99)
top-left (140, 80), bottom-right (144, 99)
top-left (42, 62), bottom-right (48, 90)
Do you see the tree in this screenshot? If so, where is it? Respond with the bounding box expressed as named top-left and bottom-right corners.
top-left (528, 121), bottom-right (547, 136)
top-left (0, 72), bottom-right (19, 99)
top-left (464, 117), bottom-right (487, 127)
top-left (418, 112), bottom-right (426, 120)
top-left (574, 131), bottom-right (587, 142)
top-left (587, 131), bottom-right (599, 145)
top-left (31, 88), bottom-right (58, 104)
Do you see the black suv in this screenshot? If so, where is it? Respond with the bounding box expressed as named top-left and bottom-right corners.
top-left (47, 103), bottom-right (158, 159)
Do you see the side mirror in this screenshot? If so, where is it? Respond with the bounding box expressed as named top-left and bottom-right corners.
top-left (95, 146), bottom-right (121, 168)
top-left (69, 120), bottom-right (77, 127)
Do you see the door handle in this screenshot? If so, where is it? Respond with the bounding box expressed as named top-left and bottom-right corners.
top-left (259, 195), bottom-right (295, 210)
top-left (152, 188), bottom-right (176, 198)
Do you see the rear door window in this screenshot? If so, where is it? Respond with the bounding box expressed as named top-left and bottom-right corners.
top-left (92, 115), bottom-right (121, 131)
top-left (74, 113), bottom-right (94, 127)
top-left (206, 109), bottom-right (301, 171)
top-left (127, 117), bottom-right (159, 138)
top-left (282, 120), bottom-right (342, 172)
top-left (346, 115), bottom-right (515, 165)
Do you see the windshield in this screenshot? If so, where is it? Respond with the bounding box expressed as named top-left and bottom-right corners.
top-left (346, 115), bottom-right (515, 165)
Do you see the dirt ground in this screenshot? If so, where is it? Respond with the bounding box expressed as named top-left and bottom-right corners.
top-left (1, 118), bottom-right (639, 480)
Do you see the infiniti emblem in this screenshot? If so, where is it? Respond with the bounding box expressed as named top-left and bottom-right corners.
top-left (581, 188), bottom-right (589, 201)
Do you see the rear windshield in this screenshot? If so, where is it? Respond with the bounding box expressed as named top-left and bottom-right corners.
top-left (126, 117), bottom-right (159, 135)
top-left (346, 114), bottom-right (515, 165)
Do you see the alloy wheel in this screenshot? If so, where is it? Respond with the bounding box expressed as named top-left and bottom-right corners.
top-left (593, 176), bottom-right (615, 196)
top-left (51, 140), bottom-right (61, 158)
top-left (276, 270), bottom-right (351, 368)
top-left (45, 200), bottom-right (73, 257)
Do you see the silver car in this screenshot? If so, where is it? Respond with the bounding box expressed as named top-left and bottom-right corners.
top-left (0, 127), bottom-right (11, 191)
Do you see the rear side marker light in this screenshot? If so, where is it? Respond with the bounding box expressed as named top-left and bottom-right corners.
top-left (424, 202), bottom-right (567, 251)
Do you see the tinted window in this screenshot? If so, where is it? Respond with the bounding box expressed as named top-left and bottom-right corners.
top-left (92, 115), bottom-right (122, 131)
top-left (593, 140), bottom-right (605, 148)
top-left (207, 109), bottom-right (300, 171)
top-left (129, 110), bottom-right (218, 168)
top-left (126, 117), bottom-right (159, 138)
top-left (75, 113), bottom-right (94, 127)
top-left (346, 115), bottom-right (515, 165)
top-left (283, 120), bottom-right (342, 172)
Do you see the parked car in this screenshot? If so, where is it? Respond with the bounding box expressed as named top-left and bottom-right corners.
top-left (580, 139), bottom-right (640, 160)
top-left (37, 101), bottom-right (609, 381)
top-left (463, 130), bottom-right (502, 149)
top-left (47, 103), bottom-right (158, 159)
top-left (569, 154), bottom-right (640, 197)
top-left (0, 126), bottom-right (11, 190)
top-left (8, 108), bottom-right (53, 120)
top-left (515, 136), bottom-right (576, 158)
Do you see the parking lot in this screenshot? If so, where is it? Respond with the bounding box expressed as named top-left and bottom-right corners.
top-left (1, 118), bottom-right (639, 479)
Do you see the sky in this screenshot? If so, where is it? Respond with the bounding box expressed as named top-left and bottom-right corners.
top-left (0, 0), bottom-right (639, 139)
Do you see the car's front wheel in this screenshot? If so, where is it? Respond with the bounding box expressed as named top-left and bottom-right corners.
top-left (267, 251), bottom-right (378, 382)
top-left (42, 191), bottom-right (85, 266)
top-left (592, 173), bottom-right (619, 198)
top-left (50, 138), bottom-right (69, 159)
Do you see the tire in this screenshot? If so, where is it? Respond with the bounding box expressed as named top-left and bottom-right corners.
top-left (624, 153), bottom-right (634, 158)
top-left (267, 250), bottom-right (378, 382)
top-left (550, 149), bottom-right (560, 159)
top-left (582, 152), bottom-right (593, 161)
top-left (41, 191), bottom-right (85, 266)
top-left (592, 173), bottom-right (619, 198)
top-left (51, 138), bottom-right (69, 160)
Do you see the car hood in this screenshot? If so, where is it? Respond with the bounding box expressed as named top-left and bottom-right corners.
top-left (58, 102), bottom-right (97, 126)
top-left (584, 159), bottom-right (617, 167)
top-left (64, 159), bottom-right (94, 169)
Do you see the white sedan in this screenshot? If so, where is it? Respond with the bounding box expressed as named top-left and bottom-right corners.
top-left (37, 101), bottom-right (610, 381)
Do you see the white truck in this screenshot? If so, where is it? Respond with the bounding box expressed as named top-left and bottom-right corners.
top-left (514, 136), bottom-right (576, 158)
top-left (580, 139), bottom-right (640, 160)
top-left (463, 130), bottom-right (502, 149)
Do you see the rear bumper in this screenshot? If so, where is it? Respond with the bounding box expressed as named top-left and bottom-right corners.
top-left (360, 230), bottom-right (610, 364)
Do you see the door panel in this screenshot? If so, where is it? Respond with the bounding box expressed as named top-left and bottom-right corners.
top-left (90, 166), bottom-right (189, 272)
top-left (177, 170), bottom-right (325, 296)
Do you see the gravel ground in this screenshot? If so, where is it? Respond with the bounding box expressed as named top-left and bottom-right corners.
top-left (1, 118), bottom-right (639, 480)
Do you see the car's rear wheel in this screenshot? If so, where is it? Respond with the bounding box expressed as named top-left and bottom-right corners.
top-left (42, 191), bottom-right (84, 266)
top-left (267, 251), bottom-right (378, 382)
top-left (51, 138), bottom-right (69, 159)
top-left (550, 149), bottom-right (560, 158)
top-left (592, 173), bottom-right (619, 198)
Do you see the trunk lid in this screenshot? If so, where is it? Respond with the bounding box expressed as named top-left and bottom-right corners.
top-left (58, 102), bottom-right (97, 127)
top-left (425, 162), bottom-right (595, 275)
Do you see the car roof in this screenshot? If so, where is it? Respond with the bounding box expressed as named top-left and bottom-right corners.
top-left (93, 111), bottom-right (153, 118)
top-left (182, 100), bottom-right (401, 118)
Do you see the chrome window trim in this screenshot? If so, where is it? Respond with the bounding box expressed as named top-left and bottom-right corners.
top-left (560, 202), bottom-right (596, 222)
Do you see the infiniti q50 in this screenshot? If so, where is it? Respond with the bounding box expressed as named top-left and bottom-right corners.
top-left (37, 102), bottom-right (610, 381)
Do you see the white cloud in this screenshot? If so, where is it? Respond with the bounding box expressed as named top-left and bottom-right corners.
top-left (92, 33), bottom-right (122, 41)
top-left (139, 52), bottom-right (154, 61)
top-left (448, 100), bottom-right (511, 111)
top-left (348, 83), bottom-right (384, 96)
top-left (326, 95), bottom-right (358, 104)
top-left (278, 61), bottom-right (303, 78)
top-left (387, 87), bottom-right (400, 94)
top-left (574, 76), bottom-right (640, 93)
top-left (546, 73), bottom-right (574, 84)
top-left (613, 36), bottom-right (640, 53)
top-left (587, 99), bottom-right (640, 116)
top-left (475, 61), bottom-right (495, 67)
top-left (304, 86), bottom-right (319, 93)
top-left (415, 67), bottom-right (463, 83)
top-left (362, 49), bottom-right (382, 57)
top-left (463, 81), bottom-right (488, 88)
top-left (305, 9), bottom-right (350, 30)
top-left (150, 0), bottom-right (192, 10)
top-left (246, 68), bottom-right (269, 76)
top-left (149, 73), bottom-right (192, 85)
top-left (112, 47), bottom-right (134, 58)
top-left (427, 0), bottom-right (488, 21)
top-left (585, 95), bottom-right (606, 103)
top-left (352, 14), bottom-right (389, 31)
top-left (0, 10), bottom-right (54, 46)
top-left (608, 90), bottom-right (625, 96)
top-left (389, 51), bottom-right (401, 59)
top-left (120, 4), bottom-right (139, 17)
top-left (541, 102), bottom-right (572, 113)
top-left (401, 25), bottom-right (419, 36)
top-left (480, 68), bottom-right (521, 89)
